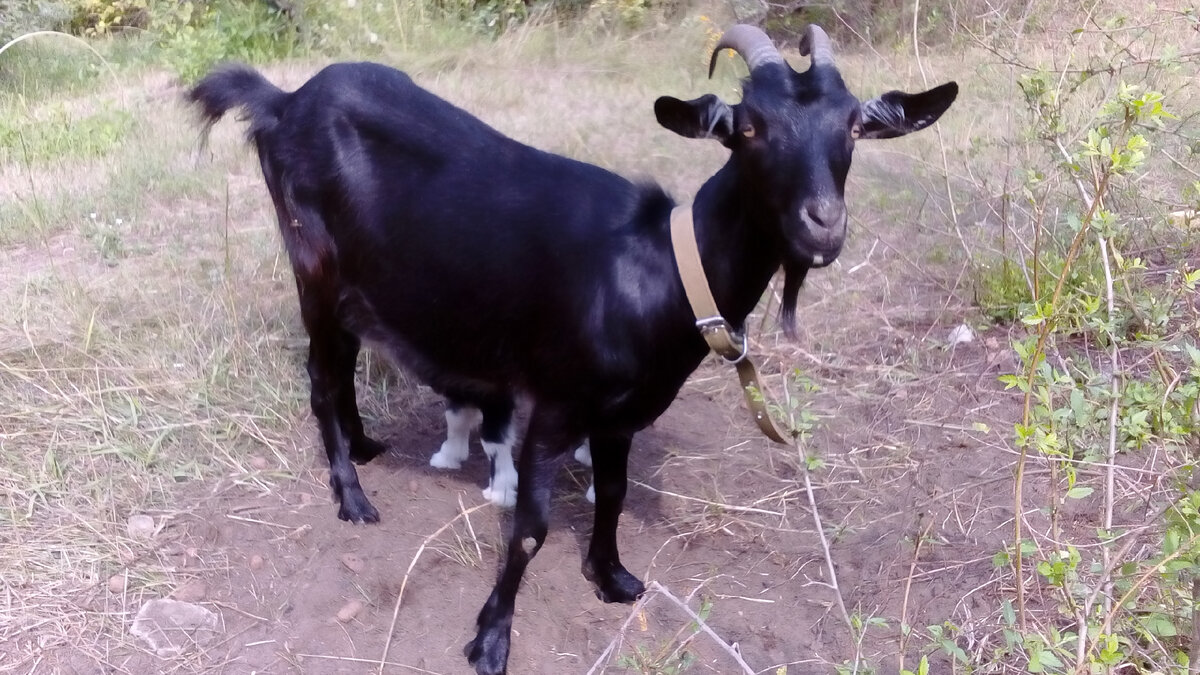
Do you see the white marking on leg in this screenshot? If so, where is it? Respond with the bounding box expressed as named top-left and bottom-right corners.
top-left (481, 434), bottom-right (518, 508)
top-left (430, 406), bottom-right (481, 470)
top-left (574, 439), bottom-right (595, 502)
top-left (573, 439), bottom-right (592, 467)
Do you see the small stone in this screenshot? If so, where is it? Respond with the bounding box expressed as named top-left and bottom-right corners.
top-left (172, 580), bottom-right (207, 603)
top-left (250, 456), bottom-right (269, 470)
top-left (335, 599), bottom-right (363, 623)
top-left (131, 599), bottom-right (219, 657)
top-left (407, 479), bottom-right (419, 493)
top-left (340, 553), bottom-right (365, 574)
top-left (298, 492), bottom-right (314, 506)
top-left (126, 514), bottom-right (156, 540)
top-left (948, 323), bottom-right (975, 346)
top-left (248, 554), bottom-right (265, 571)
top-left (108, 574), bottom-right (126, 593)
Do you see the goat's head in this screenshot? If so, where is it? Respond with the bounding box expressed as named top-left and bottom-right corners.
top-left (655, 24), bottom-right (957, 332)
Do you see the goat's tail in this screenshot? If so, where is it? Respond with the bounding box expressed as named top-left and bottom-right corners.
top-left (187, 64), bottom-right (287, 143)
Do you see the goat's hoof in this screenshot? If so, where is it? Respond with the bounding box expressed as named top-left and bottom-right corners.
top-left (429, 443), bottom-right (467, 470)
top-left (350, 436), bottom-right (388, 464)
top-left (336, 489), bottom-right (380, 523)
top-left (464, 625), bottom-right (510, 675)
top-left (590, 565), bottom-right (645, 604)
top-left (482, 484), bottom-right (517, 508)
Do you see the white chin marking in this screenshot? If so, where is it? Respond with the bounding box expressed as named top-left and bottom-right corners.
top-left (811, 253), bottom-right (824, 266)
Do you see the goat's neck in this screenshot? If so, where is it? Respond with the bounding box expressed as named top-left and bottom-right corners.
top-left (691, 168), bottom-right (782, 331)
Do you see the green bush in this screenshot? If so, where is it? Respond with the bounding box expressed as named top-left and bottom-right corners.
top-left (151, 0), bottom-right (302, 82)
top-left (0, 0), bottom-right (74, 44)
top-left (0, 104), bottom-right (133, 163)
top-left (68, 0), bottom-right (149, 36)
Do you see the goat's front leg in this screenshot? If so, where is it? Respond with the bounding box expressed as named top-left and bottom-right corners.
top-left (582, 432), bottom-right (644, 602)
top-left (465, 405), bottom-right (571, 675)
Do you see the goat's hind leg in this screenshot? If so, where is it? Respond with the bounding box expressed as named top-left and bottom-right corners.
top-left (430, 396), bottom-right (481, 469)
top-left (301, 300), bottom-right (379, 523)
top-left (336, 330), bottom-right (388, 464)
top-left (278, 193), bottom-right (378, 523)
top-left (479, 395), bottom-right (517, 507)
top-left (582, 432), bottom-right (644, 603)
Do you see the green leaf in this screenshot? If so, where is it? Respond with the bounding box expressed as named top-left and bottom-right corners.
top-left (1039, 650), bottom-right (1064, 668)
top-left (1066, 486), bottom-right (1094, 499)
top-left (1164, 528), bottom-right (1180, 555)
top-left (1185, 342), bottom-right (1200, 366)
top-left (1140, 613), bottom-right (1179, 638)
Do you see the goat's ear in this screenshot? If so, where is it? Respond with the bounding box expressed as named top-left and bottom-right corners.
top-left (655, 94), bottom-right (734, 142)
top-left (859, 81), bottom-right (958, 140)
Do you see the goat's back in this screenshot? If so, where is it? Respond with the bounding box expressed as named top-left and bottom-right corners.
top-left (201, 62), bottom-right (688, 414)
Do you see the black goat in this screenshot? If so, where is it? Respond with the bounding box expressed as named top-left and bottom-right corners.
top-left (189, 24), bottom-right (956, 675)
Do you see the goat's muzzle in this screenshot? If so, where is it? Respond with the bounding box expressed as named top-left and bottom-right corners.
top-left (795, 198), bottom-right (847, 267)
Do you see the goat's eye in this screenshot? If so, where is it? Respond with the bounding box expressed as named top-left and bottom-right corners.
top-left (741, 125), bottom-right (756, 139)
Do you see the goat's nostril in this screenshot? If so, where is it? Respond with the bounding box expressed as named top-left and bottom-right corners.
top-left (803, 202), bottom-right (846, 231)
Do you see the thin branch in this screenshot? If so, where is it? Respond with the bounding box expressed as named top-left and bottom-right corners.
top-left (648, 581), bottom-right (757, 675)
top-left (585, 586), bottom-right (661, 675)
top-left (912, 0), bottom-right (971, 263)
top-left (898, 518), bottom-right (933, 673)
top-left (379, 500), bottom-right (490, 674)
top-left (1097, 234), bottom-right (1120, 624)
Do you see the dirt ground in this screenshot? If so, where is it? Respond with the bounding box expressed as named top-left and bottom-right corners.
top-left (52, 372), bottom-right (1015, 674)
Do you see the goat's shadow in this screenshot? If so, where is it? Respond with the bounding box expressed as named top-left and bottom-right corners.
top-left (362, 389), bottom-right (673, 572)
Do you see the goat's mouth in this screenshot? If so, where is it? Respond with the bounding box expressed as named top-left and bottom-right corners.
top-left (786, 211), bottom-right (846, 269)
top-left (800, 246), bottom-right (841, 268)
top-left (786, 235), bottom-right (844, 269)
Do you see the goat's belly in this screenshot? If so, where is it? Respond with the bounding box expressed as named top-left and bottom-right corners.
top-left (338, 286), bottom-right (515, 397)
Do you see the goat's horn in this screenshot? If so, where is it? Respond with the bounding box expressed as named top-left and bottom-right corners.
top-left (708, 24), bottom-right (785, 78)
top-left (797, 24), bottom-right (835, 67)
